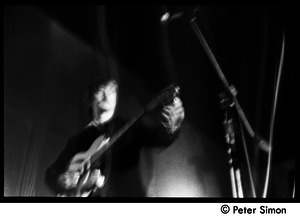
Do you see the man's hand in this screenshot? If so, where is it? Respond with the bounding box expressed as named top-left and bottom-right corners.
top-left (58, 169), bottom-right (105, 190)
top-left (161, 96), bottom-right (185, 133)
top-left (58, 171), bottom-right (81, 189)
top-left (58, 151), bottom-right (105, 190)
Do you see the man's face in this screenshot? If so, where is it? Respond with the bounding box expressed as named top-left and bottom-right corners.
top-left (92, 81), bottom-right (117, 115)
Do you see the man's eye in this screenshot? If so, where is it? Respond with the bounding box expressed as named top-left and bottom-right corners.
top-left (107, 90), bottom-right (115, 94)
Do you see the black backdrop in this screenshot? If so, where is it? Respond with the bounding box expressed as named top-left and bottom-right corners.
top-left (4, 5), bottom-right (295, 198)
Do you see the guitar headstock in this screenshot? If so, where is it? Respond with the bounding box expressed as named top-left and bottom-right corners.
top-left (145, 84), bottom-right (180, 112)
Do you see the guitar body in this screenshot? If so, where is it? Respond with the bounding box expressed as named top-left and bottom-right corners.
top-left (58, 135), bottom-right (109, 197)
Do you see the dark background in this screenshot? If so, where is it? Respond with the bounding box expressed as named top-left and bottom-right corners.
top-left (4, 5), bottom-right (295, 198)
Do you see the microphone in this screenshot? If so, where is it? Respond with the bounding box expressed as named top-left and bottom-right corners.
top-left (160, 12), bottom-right (184, 24)
top-left (160, 7), bottom-right (199, 24)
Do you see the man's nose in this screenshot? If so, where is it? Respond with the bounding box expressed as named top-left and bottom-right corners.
top-left (102, 92), bottom-right (107, 101)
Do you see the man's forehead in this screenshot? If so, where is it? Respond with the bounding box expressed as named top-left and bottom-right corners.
top-left (98, 81), bottom-right (117, 90)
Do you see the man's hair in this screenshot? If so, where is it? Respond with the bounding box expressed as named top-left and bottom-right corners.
top-left (84, 77), bottom-right (118, 107)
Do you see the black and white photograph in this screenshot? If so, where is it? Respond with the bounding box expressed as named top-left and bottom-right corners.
top-left (4, 4), bottom-right (295, 207)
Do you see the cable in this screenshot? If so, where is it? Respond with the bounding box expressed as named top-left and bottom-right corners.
top-left (292, 179), bottom-right (295, 198)
top-left (262, 32), bottom-right (285, 198)
top-left (238, 116), bottom-right (257, 197)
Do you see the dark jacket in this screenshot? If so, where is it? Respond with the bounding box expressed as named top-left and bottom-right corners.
top-left (45, 116), bottom-right (179, 197)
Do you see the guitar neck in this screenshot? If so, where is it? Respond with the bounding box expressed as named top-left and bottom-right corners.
top-left (89, 83), bottom-right (179, 165)
top-left (90, 109), bottom-right (146, 164)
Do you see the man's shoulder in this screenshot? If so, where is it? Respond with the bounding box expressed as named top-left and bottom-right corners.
top-left (69, 125), bottom-right (97, 141)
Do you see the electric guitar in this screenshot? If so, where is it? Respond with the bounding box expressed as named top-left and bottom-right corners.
top-left (58, 84), bottom-right (180, 197)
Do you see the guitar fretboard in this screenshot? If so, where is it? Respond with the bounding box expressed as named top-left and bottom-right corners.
top-left (89, 83), bottom-right (178, 165)
top-left (90, 109), bottom-right (146, 164)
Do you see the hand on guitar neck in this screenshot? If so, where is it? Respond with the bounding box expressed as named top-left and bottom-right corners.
top-left (57, 135), bottom-right (109, 197)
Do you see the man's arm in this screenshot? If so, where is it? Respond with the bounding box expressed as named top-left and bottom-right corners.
top-left (45, 131), bottom-right (108, 196)
top-left (44, 137), bottom-right (78, 195)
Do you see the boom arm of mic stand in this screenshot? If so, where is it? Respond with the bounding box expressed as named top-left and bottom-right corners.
top-left (189, 16), bottom-right (263, 197)
top-left (189, 17), bottom-right (269, 151)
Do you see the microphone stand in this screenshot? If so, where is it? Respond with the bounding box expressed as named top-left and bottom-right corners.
top-left (219, 92), bottom-right (244, 197)
top-left (189, 16), bottom-right (259, 197)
